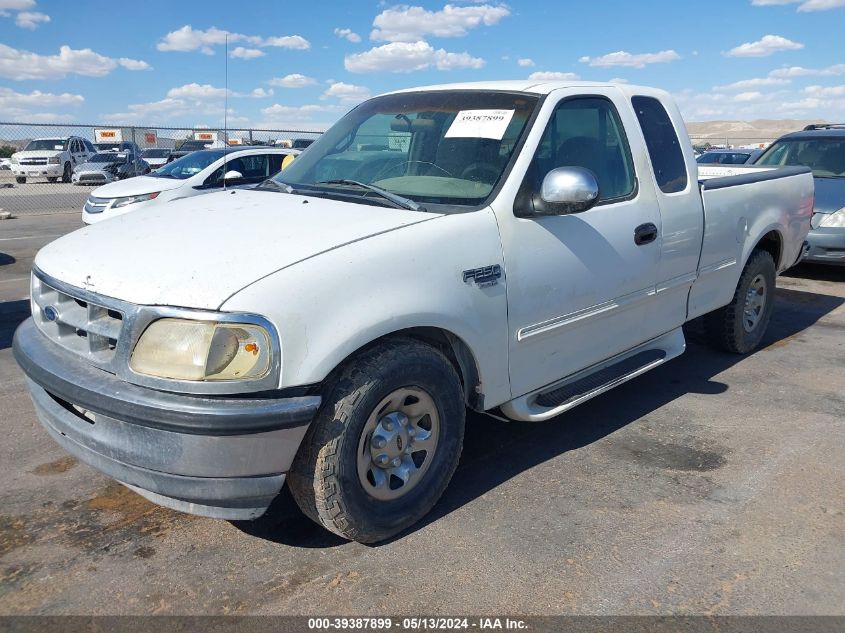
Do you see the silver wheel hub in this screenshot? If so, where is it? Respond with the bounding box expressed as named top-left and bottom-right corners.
top-left (357, 387), bottom-right (440, 501)
top-left (742, 274), bottom-right (767, 333)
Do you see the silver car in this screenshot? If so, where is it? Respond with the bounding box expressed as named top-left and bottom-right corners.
top-left (72, 151), bottom-right (150, 186)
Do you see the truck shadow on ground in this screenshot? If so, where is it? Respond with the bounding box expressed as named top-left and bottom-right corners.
top-left (235, 285), bottom-right (843, 548)
top-left (0, 299), bottom-right (30, 350)
top-left (783, 262), bottom-right (845, 283)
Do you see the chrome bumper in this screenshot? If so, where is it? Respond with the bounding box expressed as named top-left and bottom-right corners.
top-left (804, 228), bottom-right (845, 265)
top-left (13, 318), bottom-right (321, 519)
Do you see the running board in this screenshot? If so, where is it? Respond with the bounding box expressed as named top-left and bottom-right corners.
top-left (500, 328), bottom-right (685, 422)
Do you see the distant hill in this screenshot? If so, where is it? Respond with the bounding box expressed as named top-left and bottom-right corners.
top-left (685, 119), bottom-right (827, 147)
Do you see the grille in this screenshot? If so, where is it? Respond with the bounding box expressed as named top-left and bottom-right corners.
top-left (79, 173), bottom-right (107, 183)
top-left (20, 158), bottom-right (48, 165)
top-left (84, 195), bottom-right (110, 214)
top-left (31, 275), bottom-right (124, 367)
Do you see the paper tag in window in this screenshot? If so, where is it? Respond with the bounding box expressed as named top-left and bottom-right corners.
top-left (445, 109), bottom-right (515, 140)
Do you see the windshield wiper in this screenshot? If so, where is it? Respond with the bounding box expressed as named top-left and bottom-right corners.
top-left (314, 179), bottom-right (423, 212)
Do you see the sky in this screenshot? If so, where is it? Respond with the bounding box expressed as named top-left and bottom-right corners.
top-left (1, 0), bottom-right (844, 131)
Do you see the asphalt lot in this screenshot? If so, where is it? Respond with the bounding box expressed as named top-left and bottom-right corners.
top-left (0, 171), bottom-right (92, 215)
top-left (0, 212), bottom-right (843, 615)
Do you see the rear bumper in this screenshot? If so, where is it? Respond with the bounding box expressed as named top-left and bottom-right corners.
top-left (14, 318), bottom-right (321, 519)
top-left (804, 228), bottom-right (845, 265)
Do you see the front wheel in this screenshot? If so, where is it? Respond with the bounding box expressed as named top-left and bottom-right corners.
top-left (288, 338), bottom-right (465, 543)
top-left (15, 177), bottom-right (25, 184)
top-left (704, 249), bottom-right (776, 354)
top-left (61, 162), bottom-right (71, 183)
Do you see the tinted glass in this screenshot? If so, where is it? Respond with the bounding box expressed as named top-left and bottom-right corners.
top-left (275, 91), bottom-right (539, 208)
top-left (142, 149), bottom-right (171, 158)
top-left (696, 152), bottom-right (751, 165)
top-left (205, 154), bottom-right (271, 185)
top-left (632, 96), bottom-right (688, 193)
top-left (90, 153), bottom-right (127, 163)
top-left (150, 149), bottom-right (226, 179)
top-left (24, 139), bottom-right (66, 151)
top-left (755, 137), bottom-right (845, 177)
top-left (530, 97), bottom-right (635, 201)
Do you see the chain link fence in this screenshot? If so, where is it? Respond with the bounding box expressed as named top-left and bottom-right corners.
top-left (0, 122), bottom-right (323, 216)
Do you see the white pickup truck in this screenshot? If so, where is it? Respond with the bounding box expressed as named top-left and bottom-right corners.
top-left (14, 81), bottom-right (813, 543)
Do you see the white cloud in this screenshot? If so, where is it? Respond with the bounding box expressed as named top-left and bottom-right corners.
top-left (751, 0), bottom-right (845, 10)
top-left (334, 28), bottom-right (362, 43)
top-left (230, 47), bottom-right (265, 59)
top-left (102, 98), bottom-right (244, 125)
top-left (157, 25), bottom-right (310, 54)
top-left (715, 76), bottom-right (791, 90)
top-left (734, 91), bottom-right (765, 102)
top-left (0, 87), bottom-right (83, 113)
top-left (0, 0), bottom-right (35, 10)
top-left (166, 83), bottom-right (272, 100)
top-left (528, 71), bottom-right (580, 81)
top-left (769, 63), bottom-right (845, 77)
top-left (14, 10), bottom-right (48, 29)
top-left (322, 81), bottom-right (371, 104)
top-left (0, 43), bottom-right (150, 80)
top-left (609, 77), bottom-right (629, 83)
top-left (345, 40), bottom-right (484, 73)
top-left (725, 34), bottom-right (803, 58)
top-left (268, 73), bottom-right (317, 88)
top-left (579, 49), bottom-right (680, 68)
top-left (517, 58), bottom-right (534, 67)
top-left (257, 103), bottom-right (345, 129)
top-left (370, 3), bottom-right (510, 42)
top-left (805, 84), bottom-right (845, 96)
top-left (118, 57), bottom-right (151, 71)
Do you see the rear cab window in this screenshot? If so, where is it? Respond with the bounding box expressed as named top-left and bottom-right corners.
top-left (632, 96), bottom-right (688, 194)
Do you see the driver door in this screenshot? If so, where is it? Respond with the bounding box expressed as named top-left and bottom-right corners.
top-left (498, 90), bottom-right (662, 398)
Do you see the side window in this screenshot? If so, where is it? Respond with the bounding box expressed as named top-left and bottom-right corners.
top-left (268, 154), bottom-right (284, 176)
top-left (631, 96), bottom-right (688, 194)
top-left (531, 97), bottom-right (636, 202)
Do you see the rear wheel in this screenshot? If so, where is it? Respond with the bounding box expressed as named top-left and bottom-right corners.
top-left (288, 338), bottom-right (465, 543)
top-left (704, 249), bottom-right (776, 354)
top-left (15, 177), bottom-right (25, 184)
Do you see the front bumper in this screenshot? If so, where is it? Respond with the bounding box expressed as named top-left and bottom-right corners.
top-left (13, 318), bottom-right (321, 519)
top-left (14, 164), bottom-right (62, 178)
top-left (804, 227), bottom-right (845, 265)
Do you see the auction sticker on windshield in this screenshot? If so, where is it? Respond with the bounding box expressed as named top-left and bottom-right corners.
top-left (445, 109), bottom-right (515, 140)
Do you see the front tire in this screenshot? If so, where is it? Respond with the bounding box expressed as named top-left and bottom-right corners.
top-left (61, 162), bottom-right (71, 183)
top-left (288, 338), bottom-right (465, 543)
top-left (15, 177), bottom-right (25, 184)
top-left (704, 249), bottom-right (776, 354)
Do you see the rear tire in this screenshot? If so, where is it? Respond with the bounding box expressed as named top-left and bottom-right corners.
top-left (288, 338), bottom-right (465, 543)
top-left (704, 249), bottom-right (776, 354)
top-left (47, 177), bottom-right (57, 183)
top-left (15, 177), bottom-right (25, 184)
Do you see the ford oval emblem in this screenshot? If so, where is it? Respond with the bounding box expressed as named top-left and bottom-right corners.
top-left (43, 306), bottom-right (58, 322)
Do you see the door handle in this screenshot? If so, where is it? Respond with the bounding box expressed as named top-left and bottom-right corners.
top-left (634, 223), bottom-right (658, 246)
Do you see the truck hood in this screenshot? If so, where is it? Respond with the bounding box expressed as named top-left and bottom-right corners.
top-left (92, 175), bottom-right (186, 198)
top-left (34, 189), bottom-right (437, 310)
top-left (812, 177), bottom-right (845, 214)
top-left (13, 150), bottom-right (62, 160)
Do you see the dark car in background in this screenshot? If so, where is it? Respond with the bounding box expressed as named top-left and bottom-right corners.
top-left (166, 139), bottom-right (213, 163)
top-left (754, 124), bottom-right (845, 265)
top-left (697, 149), bottom-right (762, 165)
top-left (71, 151), bottom-right (150, 185)
top-left (95, 141), bottom-right (142, 155)
top-left (141, 148), bottom-right (171, 169)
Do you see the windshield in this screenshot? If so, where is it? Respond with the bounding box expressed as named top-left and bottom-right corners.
top-left (273, 91), bottom-right (539, 209)
top-left (697, 152), bottom-right (751, 165)
top-left (89, 153), bottom-right (127, 163)
top-left (755, 137), bottom-right (845, 177)
top-left (24, 139), bottom-right (67, 151)
top-left (150, 149), bottom-right (225, 179)
top-left (142, 149), bottom-right (170, 158)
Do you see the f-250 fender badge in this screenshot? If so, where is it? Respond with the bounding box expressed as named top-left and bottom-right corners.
top-left (463, 264), bottom-right (502, 287)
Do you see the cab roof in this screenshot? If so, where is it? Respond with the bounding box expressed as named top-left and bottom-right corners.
top-left (384, 79), bottom-right (668, 99)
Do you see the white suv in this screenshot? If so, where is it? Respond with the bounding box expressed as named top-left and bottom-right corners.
top-left (11, 136), bottom-right (95, 183)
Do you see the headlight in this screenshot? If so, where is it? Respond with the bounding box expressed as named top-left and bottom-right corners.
top-left (48, 156), bottom-right (60, 164)
top-left (819, 208), bottom-right (845, 228)
top-left (112, 191), bottom-right (160, 208)
top-left (11, 156), bottom-right (19, 164)
top-left (130, 318), bottom-right (272, 381)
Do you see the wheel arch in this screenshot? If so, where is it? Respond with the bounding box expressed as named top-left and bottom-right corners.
top-left (751, 228), bottom-right (783, 269)
top-left (325, 326), bottom-right (484, 411)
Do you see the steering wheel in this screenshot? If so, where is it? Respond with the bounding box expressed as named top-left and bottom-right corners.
top-left (372, 160), bottom-right (455, 181)
top-left (460, 163), bottom-right (500, 183)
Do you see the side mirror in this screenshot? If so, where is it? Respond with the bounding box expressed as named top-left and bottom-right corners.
top-left (223, 170), bottom-right (242, 181)
top-left (536, 167), bottom-right (600, 215)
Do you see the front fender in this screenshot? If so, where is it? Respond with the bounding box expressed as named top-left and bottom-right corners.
top-left (222, 208), bottom-right (512, 408)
